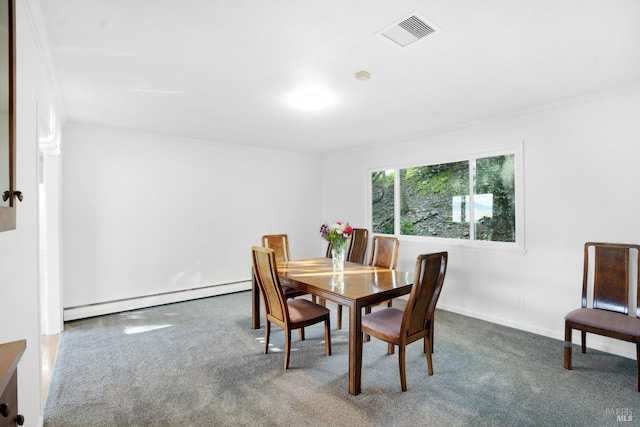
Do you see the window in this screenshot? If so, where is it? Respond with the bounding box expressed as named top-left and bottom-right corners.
top-left (399, 160), bottom-right (469, 239)
top-left (370, 150), bottom-right (520, 247)
top-left (474, 155), bottom-right (515, 242)
top-left (371, 169), bottom-right (395, 234)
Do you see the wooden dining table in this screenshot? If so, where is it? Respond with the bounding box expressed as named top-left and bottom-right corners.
top-left (251, 257), bottom-right (414, 395)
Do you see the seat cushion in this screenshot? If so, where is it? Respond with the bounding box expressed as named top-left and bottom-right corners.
top-left (362, 307), bottom-right (404, 338)
top-left (565, 308), bottom-right (640, 337)
top-left (287, 299), bottom-right (329, 323)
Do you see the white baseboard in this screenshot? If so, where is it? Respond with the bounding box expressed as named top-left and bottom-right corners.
top-left (63, 281), bottom-right (251, 321)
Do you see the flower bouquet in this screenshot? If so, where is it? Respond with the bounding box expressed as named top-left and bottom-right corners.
top-left (320, 221), bottom-right (353, 272)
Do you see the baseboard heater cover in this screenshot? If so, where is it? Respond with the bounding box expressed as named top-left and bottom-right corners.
top-left (63, 280), bottom-right (252, 321)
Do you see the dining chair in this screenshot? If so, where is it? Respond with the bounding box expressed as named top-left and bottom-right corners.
top-left (251, 246), bottom-right (332, 369)
top-left (326, 228), bottom-right (369, 262)
top-left (261, 234), bottom-right (313, 339)
top-left (329, 228), bottom-right (369, 329)
top-left (368, 235), bottom-right (399, 270)
top-left (361, 251), bottom-right (448, 391)
top-left (364, 235), bottom-right (400, 309)
top-left (262, 234), bottom-right (292, 263)
top-left (262, 233), bottom-right (308, 300)
top-left (564, 242), bottom-right (640, 391)
top-left (347, 228), bottom-right (369, 264)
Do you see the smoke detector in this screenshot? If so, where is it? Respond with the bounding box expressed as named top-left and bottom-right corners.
top-left (380, 13), bottom-right (439, 48)
top-left (355, 71), bottom-right (371, 81)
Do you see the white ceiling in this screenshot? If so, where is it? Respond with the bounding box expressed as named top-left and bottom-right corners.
top-left (38, 0), bottom-right (640, 154)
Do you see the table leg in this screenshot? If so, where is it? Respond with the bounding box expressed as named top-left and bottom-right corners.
top-left (251, 270), bottom-right (261, 329)
top-left (348, 302), bottom-right (363, 395)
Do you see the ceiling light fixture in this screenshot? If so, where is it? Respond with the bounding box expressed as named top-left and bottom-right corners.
top-left (293, 94), bottom-right (331, 111)
top-left (355, 71), bottom-right (371, 81)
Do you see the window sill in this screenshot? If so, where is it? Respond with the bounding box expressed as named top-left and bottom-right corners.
top-left (399, 234), bottom-right (527, 256)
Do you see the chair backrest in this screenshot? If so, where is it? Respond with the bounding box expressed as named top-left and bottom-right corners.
top-left (347, 228), bottom-right (369, 264)
top-left (582, 242), bottom-right (640, 316)
top-left (251, 246), bottom-right (288, 324)
top-left (368, 235), bottom-right (399, 269)
top-left (262, 234), bottom-right (291, 263)
top-left (325, 228), bottom-right (370, 264)
top-left (402, 252), bottom-right (448, 339)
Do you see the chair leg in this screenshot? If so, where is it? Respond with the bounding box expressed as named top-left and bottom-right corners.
top-left (284, 328), bottom-right (292, 370)
top-left (581, 330), bottom-right (587, 353)
top-left (325, 318), bottom-right (332, 356)
top-left (399, 344), bottom-right (407, 392)
top-left (364, 306), bottom-right (371, 342)
top-left (336, 304), bottom-right (342, 330)
top-left (425, 336), bottom-right (434, 375)
top-left (298, 327), bottom-right (305, 341)
top-left (264, 321), bottom-right (271, 354)
top-left (388, 343), bottom-right (394, 355)
top-left (430, 321), bottom-right (434, 354)
top-left (424, 322), bottom-right (434, 354)
top-left (563, 323), bottom-right (572, 370)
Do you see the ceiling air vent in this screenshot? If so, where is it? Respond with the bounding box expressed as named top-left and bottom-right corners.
top-left (380, 13), bottom-right (438, 48)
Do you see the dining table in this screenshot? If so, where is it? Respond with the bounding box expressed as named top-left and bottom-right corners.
top-left (251, 257), bottom-right (414, 395)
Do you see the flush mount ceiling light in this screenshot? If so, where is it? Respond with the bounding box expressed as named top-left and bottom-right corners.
top-left (293, 94), bottom-right (331, 111)
top-left (355, 71), bottom-right (371, 81)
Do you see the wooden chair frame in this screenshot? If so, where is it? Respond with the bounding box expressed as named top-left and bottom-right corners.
top-left (251, 246), bottom-right (331, 369)
top-left (362, 252), bottom-right (448, 391)
top-left (261, 233), bottom-right (310, 339)
top-left (564, 242), bottom-right (640, 391)
top-left (368, 235), bottom-right (399, 270)
top-left (325, 228), bottom-right (370, 329)
top-left (261, 234), bottom-right (291, 263)
top-left (363, 235), bottom-right (400, 340)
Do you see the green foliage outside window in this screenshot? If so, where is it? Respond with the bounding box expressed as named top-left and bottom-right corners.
top-left (474, 155), bottom-right (515, 242)
top-left (400, 161), bottom-right (470, 239)
top-left (371, 170), bottom-right (395, 234)
top-left (371, 153), bottom-right (517, 243)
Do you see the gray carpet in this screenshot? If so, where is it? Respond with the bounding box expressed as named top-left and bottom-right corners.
top-left (44, 291), bottom-right (639, 426)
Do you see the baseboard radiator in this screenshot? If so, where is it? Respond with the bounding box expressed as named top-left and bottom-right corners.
top-left (63, 280), bottom-right (252, 321)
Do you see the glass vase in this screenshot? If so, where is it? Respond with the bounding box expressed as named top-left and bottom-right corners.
top-left (331, 245), bottom-right (346, 273)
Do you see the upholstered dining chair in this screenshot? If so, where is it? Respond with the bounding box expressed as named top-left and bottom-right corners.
top-left (324, 228), bottom-right (369, 263)
top-left (347, 228), bottom-right (369, 264)
top-left (262, 233), bottom-right (308, 300)
top-left (362, 235), bottom-right (400, 340)
top-left (361, 251), bottom-right (448, 391)
top-left (368, 235), bottom-right (400, 270)
top-left (564, 242), bottom-right (640, 391)
top-left (325, 228), bottom-right (370, 329)
top-left (251, 246), bottom-right (332, 369)
top-left (262, 234), bottom-right (291, 263)
top-left (261, 234), bottom-right (313, 340)
top-left (364, 235), bottom-right (400, 306)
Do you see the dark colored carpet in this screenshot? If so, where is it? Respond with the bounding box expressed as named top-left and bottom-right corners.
top-left (44, 291), bottom-right (639, 426)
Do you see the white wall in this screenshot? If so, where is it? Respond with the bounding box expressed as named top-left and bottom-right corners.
top-left (321, 86), bottom-right (640, 359)
top-left (0, 0), bottom-right (62, 425)
top-left (61, 126), bottom-right (322, 317)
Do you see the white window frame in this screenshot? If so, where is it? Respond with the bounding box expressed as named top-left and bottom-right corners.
top-left (367, 142), bottom-right (525, 254)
